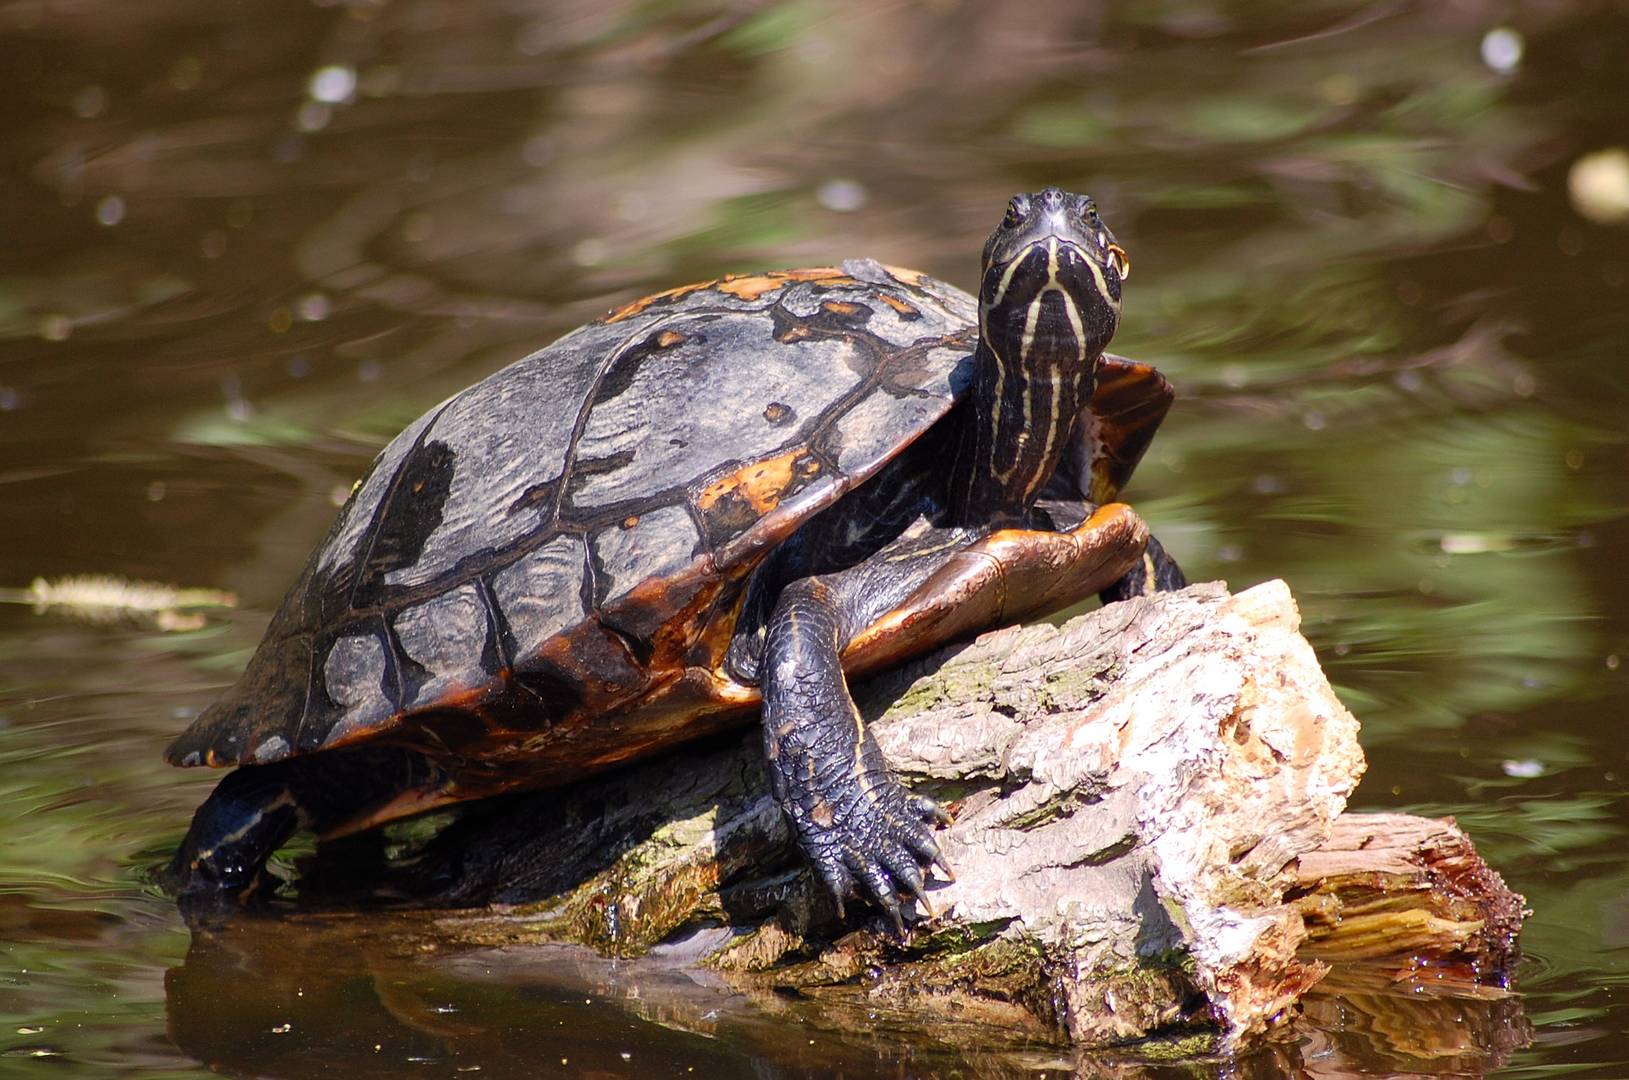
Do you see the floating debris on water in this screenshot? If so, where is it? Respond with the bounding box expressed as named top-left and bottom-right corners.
top-left (4, 575), bottom-right (237, 631)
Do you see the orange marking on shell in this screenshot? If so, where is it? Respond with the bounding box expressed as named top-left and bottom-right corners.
top-left (694, 447), bottom-right (815, 515)
top-left (880, 263), bottom-right (927, 285)
top-left (615, 570), bottom-right (720, 675)
top-left (820, 300), bottom-right (863, 316)
top-left (422, 682), bottom-right (486, 711)
top-left (606, 268), bottom-right (854, 322)
top-left (603, 280), bottom-right (718, 323)
top-left (878, 294), bottom-right (920, 317)
top-left (716, 267), bottom-right (852, 301)
top-left (655, 330), bottom-right (687, 347)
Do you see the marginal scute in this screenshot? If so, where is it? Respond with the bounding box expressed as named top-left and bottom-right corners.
top-left (493, 535), bottom-right (587, 659)
top-left (694, 447), bottom-right (818, 514)
top-left (883, 342), bottom-right (977, 401)
top-left (693, 446), bottom-right (827, 550)
top-left (251, 735), bottom-right (289, 764)
top-left (591, 505), bottom-right (701, 607)
top-left (322, 631), bottom-right (396, 744)
top-left (831, 384), bottom-right (947, 474)
top-left (324, 632), bottom-right (388, 707)
top-left (393, 583), bottom-right (487, 705)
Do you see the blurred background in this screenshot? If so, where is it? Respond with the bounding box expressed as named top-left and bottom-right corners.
top-left (1, 0), bottom-right (1626, 1076)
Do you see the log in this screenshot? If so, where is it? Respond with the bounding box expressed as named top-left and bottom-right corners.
top-left (1296, 813), bottom-right (1525, 973)
top-left (314, 580), bottom-right (1523, 1052)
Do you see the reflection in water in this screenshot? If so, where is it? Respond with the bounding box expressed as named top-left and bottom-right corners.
top-left (163, 916), bottom-right (1530, 1079)
top-left (1299, 974), bottom-right (1532, 1078)
top-left (1, 0), bottom-right (1627, 1076)
top-left (166, 917), bottom-right (1046, 1079)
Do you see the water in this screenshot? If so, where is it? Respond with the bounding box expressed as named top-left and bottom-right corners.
top-left (2, 1), bottom-right (1626, 1075)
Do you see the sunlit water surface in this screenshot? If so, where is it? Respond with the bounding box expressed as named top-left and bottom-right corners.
top-left (2, 2), bottom-right (1627, 1076)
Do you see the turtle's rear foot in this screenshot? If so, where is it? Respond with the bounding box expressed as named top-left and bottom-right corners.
top-left (799, 763), bottom-right (952, 933)
top-left (165, 763), bottom-right (305, 915)
top-left (165, 747), bottom-right (439, 918)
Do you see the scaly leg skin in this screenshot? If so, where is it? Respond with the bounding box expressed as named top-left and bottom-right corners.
top-left (165, 761), bottom-right (306, 914)
top-left (759, 577), bottom-right (949, 933)
top-left (165, 746), bottom-right (435, 918)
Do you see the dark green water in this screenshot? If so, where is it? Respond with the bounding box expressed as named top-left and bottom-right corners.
top-left (2, 1), bottom-right (1626, 1075)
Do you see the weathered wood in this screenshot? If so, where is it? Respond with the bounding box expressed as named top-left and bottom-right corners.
top-left (1294, 812), bottom-right (1525, 975)
top-left (330, 579), bottom-right (1522, 1051)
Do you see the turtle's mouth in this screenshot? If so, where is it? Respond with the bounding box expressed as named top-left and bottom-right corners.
top-left (1059, 229), bottom-right (1129, 284)
top-left (1023, 234), bottom-right (1129, 297)
top-left (1018, 229), bottom-right (1129, 290)
top-left (1029, 205), bottom-right (1128, 283)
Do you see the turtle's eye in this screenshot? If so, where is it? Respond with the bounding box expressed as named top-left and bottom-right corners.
top-left (1005, 196), bottom-right (1029, 227)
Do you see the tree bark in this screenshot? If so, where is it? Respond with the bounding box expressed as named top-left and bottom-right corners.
top-left (361, 580), bottom-right (1523, 1051)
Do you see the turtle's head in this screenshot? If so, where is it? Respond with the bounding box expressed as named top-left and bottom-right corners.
top-left (953, 188), bottom-right (1130, 518)
top-left (978, 187), bottom-right (1127, 371)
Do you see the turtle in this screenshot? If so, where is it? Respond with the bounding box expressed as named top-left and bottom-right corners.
top-left (165, 187), bottom-right (1187, 926)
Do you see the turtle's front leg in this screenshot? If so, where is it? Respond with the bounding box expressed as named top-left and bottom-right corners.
top-left (759, 577), bottom-right (948, 930)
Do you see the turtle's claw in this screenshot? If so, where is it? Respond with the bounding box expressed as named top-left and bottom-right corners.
top-left (912, 793), bottom-right (953, 826)
top-left (810, 850), bottom-right (854, 921)
top-left (900, 817), bottom-right (953, 885)
top-left (793, 776), bottom-right (950, 935)
top-left (890, 858), bottom-right (929, 908)
top-left (857, 861), bottom-right (907, 936)
top-left (881, 842), bottom-right (942, 922)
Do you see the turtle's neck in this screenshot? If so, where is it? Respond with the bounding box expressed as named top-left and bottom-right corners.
top-left (948, 337), bottom-right (1089, 522)
top-left (948, 253), bottom-right (1115, 524)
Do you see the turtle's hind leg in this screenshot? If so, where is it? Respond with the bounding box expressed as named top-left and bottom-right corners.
top-left (165, 760), bottom-right (306, 912)
top-left (166, 747), bottom-right (435, 915)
